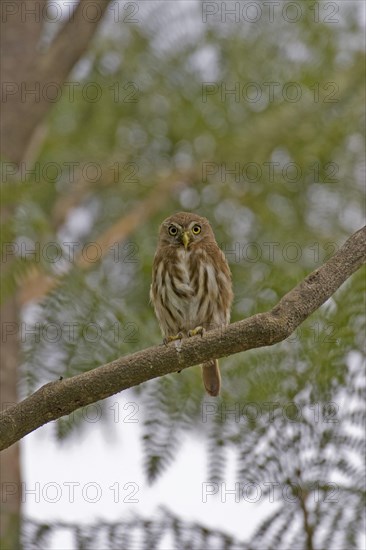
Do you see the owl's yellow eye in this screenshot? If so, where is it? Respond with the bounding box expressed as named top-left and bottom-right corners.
top-left (192, 225), bottom-right (201, 235)
top-left (168, 225), bottom-right (178, 236)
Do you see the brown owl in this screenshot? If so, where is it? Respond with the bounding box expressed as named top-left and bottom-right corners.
top-left (150, 212), bottom-right (233, 396)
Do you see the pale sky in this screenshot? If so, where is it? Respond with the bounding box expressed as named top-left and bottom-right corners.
top-left (23, 390), bottom-right (278, 547)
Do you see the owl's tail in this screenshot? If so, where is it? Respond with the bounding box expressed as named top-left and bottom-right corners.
top-left (201, 359), bottom-right (221, 397)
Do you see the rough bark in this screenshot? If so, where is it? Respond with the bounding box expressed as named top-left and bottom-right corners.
top-left (0, 225), bottom-right (364, 452)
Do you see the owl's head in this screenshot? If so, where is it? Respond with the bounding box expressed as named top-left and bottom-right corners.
top-left (158, 212), bottom-right (215, 249)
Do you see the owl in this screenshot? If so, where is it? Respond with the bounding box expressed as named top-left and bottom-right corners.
top-left (150, 212), bottom-right (233, 396)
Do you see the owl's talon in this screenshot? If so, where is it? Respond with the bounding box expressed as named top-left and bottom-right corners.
top-left (188, 326), bottom-right (205, 338)
top-left (163, 332), bottom-right (184, 345)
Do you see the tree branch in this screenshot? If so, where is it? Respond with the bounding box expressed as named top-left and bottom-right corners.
top-left (1, 0), bottom-right (112, 164)
top-left (299, 492), bottom-right (314, 550)
top-left (1, 226), bottom-right (365, 451)
top-left (38, 0), bottom-right (111, 81)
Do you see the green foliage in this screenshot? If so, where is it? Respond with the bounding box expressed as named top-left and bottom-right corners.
top-left (142, 373), bottom-right (202, 483)
top-left (23, 509), bottom-right (247, 549)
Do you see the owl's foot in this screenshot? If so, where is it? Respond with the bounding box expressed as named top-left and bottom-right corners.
top-left (188, 326), bottom-right (205, 338)
top-left (163, 332), bottom-right (184, 346)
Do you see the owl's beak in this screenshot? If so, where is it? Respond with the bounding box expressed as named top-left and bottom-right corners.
top-left (182, 231), bottom-right (190, 249)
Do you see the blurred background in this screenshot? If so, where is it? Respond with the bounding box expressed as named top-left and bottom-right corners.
top-left (1, 1), bottom-right (365, 548)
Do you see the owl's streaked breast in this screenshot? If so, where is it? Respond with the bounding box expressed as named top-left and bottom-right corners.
top-left (151, 246), bottom-right (230, 336)
top-left (150, 212), bottom-right (233, 397)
